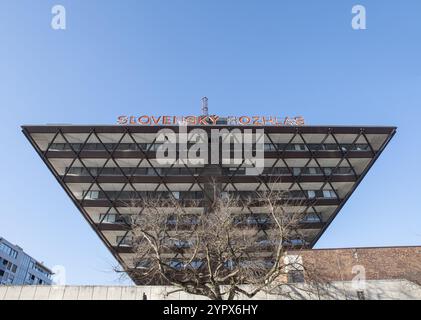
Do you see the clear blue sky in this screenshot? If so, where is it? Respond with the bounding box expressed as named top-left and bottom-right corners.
top-left (0, 1), bottom-right (420, 285)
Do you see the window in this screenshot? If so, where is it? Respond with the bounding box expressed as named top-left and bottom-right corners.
top-left (188, 260), bottom-right (203, 270)
top-left (169, 260), bottom-right (183, 270)
top-left (0, 243), bottom-right (18, 259)
top-left (323, 190), bottom-right (336, 198)
top-left (31, 263), bottom-right (50, 276)
top-left (290, 239), bottom-right (305, 246)
top-left (172, 240), bottom-right (192, 249)
top-left (116, 236), bottom-right (132, 246)
top-left (224, 260), bottom-right (235, 270)
top-left (167, 215), bottom-right (199, 226)
top-left (6, 274), bottom-right (14, 284)
top-left (237, 215), bottom-right (271, 226)
top-left (115, 215), bottom-right (130, 224)
top-left (11, 264), bottom-right (17, 273)
top-left (172, 192), bottom-right (180, 200)
top-left (293, 168), bottom-right (301, 176)
top-left (255, 239), bottom-right (277, 247)
top-left (221, 192), bottom-right (229, 200)
top-left (307, 190), bottom-right (316, 199)
top-left (336, 167), bottom-right (353, 175)
top-left (303, 213), bottom-right (321, 223)
top-left (264, 144), bottom-right (273, 151)
top-left (146, 168), bottom-right (158, 175)
top-left (99, 214), bottom-right (115, 223)
top-left (84, 190), bottom-right (99, 200)
top-left (179, 168), bottom-right (190, 175)
top-left (25, 272), bottom-right (35, 284)
top-left (99, 214), bottom-right (130, 224)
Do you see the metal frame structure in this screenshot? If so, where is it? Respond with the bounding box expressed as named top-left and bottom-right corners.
top-left (22, 124), bottom-right (396, 284)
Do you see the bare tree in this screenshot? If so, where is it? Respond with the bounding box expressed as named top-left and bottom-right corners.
top-left (116, 181), bottom-right (317, 300)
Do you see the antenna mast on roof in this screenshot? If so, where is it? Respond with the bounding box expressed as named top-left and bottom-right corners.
top-left (201, 97), bottom-right (208, 116)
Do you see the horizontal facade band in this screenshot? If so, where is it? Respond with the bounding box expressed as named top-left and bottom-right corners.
top-left (96, 221), bottom-right (325, 231)
top-left (45, 150), bottom-right (375, 159)
top-left (112, 245), bottom-right (309, 254)
top-left (81, 198), bottom-right (341, 207)
top-left (63, 175), bottom-right (357, 183)
top-left (22, 125), bottom-right (397, 135)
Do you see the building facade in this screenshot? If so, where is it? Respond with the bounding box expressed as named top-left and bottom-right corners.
top-left (22, 123), bottom-right (396, 285)
top-left (295, 246), bottom-right (421, 286)
top-left (0, 237), bottom-right (53, 286)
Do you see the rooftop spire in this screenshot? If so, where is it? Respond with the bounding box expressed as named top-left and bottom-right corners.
top-left (201, 96), bottom-right (208, 116)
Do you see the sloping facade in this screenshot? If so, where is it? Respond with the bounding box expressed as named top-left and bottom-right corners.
top-left (22, 124), bottom-right (395, 284)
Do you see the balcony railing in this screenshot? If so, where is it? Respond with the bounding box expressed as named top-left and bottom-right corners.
top-left (83, 190), bottom-right (337, 201)
top-left (65, 166), bottom-right (354, 177)
top-left (49, 142), bottom-right (370, 152)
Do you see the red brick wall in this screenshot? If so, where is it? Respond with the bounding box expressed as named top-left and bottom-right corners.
top-left (289, 246), bottom-right (421, 284)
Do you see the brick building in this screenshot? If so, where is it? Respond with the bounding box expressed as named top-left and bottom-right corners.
top-left (295, 246), bottom-right (421, 285)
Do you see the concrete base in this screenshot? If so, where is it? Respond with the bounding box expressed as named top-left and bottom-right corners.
top-left (1, 279), bottom-right (420, 300)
